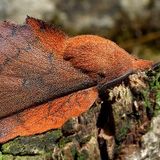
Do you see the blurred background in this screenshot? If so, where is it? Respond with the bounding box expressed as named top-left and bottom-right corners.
top-left (0, 0), bottom-right (160, 61)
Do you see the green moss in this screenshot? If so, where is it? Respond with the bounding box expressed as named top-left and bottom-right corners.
top-left (77, 150), bottom-right (89, 160)
top-left (116, 121), bottom-right (131, 143)
top-left (142, 64), bottom-right (160, 116)
top-left (58, 137), bottom-right (72, 148)
top-left (142, 89), bottom-right (152, 109)
top-left (151, 71), bottom-right (160, 116)
top-left (0, 153), bottom-right (52, 160)
top-left (2, 130), bottom-right (62, 155)
top-left (0, 152), bottom-right (3, 160)
top-left (2, 155), bottom-right (14, 160)
top-left (70, 146), bottom-right (89, 160)
top-left (14, 153), bottom-right (52, 160)
top-left (70, 145), bottom-right (78, 158)
top-left (78, 136), bottom-right (91, 146)
top-left (77, 154), bottom-right (88, 160)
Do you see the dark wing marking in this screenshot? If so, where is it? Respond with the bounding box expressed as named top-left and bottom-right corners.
top-left (0, 22), bottom-right (96, 119)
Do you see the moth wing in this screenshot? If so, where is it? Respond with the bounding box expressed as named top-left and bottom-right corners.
top-left (26, 16), bottom-right (67, 56)
top-left (0, 87), bottom-right (98, 143)
top-left (0, 21), bottom-right (95, 119)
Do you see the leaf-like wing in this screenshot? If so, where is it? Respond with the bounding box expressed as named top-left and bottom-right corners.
top-left (26, 16), bottom-right (67, 57)
top-left (0, 87), bottom-right (98, 143)
top-left (0, 21), bottom-right (95, 119)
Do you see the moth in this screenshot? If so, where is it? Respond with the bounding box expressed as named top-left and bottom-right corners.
top-left (0, 17), bottom-right (153, 143)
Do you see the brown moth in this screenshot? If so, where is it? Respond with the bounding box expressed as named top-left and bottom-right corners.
top-left (0, 17), bottom-right (153, 143)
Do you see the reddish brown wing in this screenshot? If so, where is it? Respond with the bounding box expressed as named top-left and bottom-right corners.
top-left (0, 21), bottom-right (95, 119)
top-left (26, 16), bottom-right (67, 57)
top-left (0, 87), bottom-right (98, 143)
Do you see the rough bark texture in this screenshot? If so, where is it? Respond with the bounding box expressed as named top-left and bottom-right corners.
top-left (0, 64), bottom-right (160, 160)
